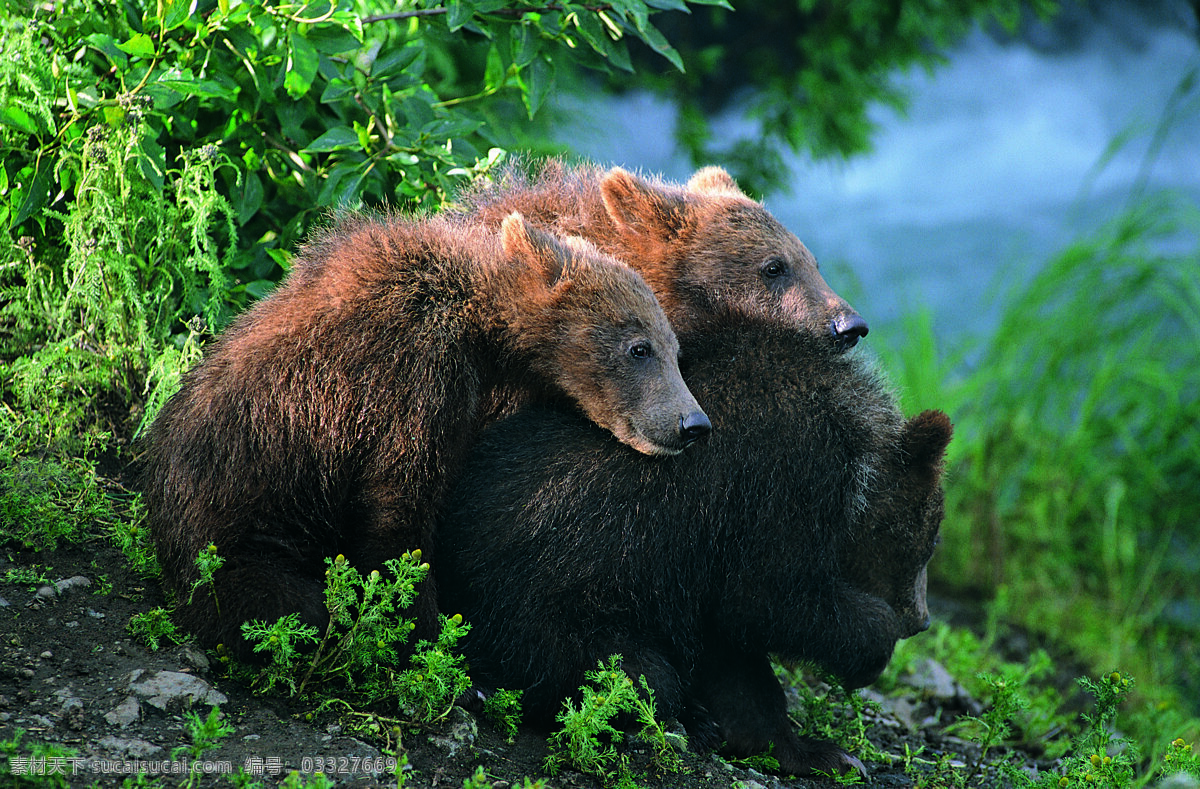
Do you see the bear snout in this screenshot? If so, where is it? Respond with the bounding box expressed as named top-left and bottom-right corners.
top-left (679, 410), bottom-right (712, 446)
top-left (831, 313), bottom-right (869, 351)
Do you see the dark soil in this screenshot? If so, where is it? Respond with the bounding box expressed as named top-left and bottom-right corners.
top-left (0, 512), bottom-right (1044, 788)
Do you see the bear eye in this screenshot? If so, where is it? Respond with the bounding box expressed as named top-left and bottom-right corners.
top-left (629, 342), bottom-right (653, 360)
top-left (761, 257), bottom-right (788, 279)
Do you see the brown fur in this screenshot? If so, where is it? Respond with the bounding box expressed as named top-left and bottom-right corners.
top-left (138, 212), bottom-right (705, 659)
top-left (455, 159), bottom-right (868, 347)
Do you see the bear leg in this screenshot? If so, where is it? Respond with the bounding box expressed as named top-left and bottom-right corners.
top-left (693, 642), bottom-right (866, 779)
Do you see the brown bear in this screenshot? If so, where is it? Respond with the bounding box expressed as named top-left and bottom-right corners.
top-left (453, 158), bottom-right (869, 349)
top-left (138, 212), bottom-right (709, 660)
top-left (436, 318), bottom-right (951, 778)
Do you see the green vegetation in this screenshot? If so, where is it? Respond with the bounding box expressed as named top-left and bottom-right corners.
top-left (544, 655), bottom-right (684, 786)
top-left (238, 551), bottom-right (471, 725)
top-left (128, 605), bottom-right (187, 650)
top-left (874, 186), bottom-right (1200, 755)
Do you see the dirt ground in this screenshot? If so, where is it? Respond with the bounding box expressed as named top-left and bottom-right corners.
top-left (0, 526), bottom-right (1060, 789)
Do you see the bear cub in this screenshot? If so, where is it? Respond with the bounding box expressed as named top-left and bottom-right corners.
top-left (437, 319), bottom-right (951, 778)
top-left (455, 159), bottom-right (869, 349)
top-left (139, 212), bottom-right (707, 659)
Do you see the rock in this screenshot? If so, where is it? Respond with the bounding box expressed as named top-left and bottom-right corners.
top-left (54, 576), bottom-right (91, 595)
top-left (902, 657), bottom-right (964, 702)
top-left (127, 670), bottom-right (228, 711)
top-left (55, 688), bottom-right (85, 731)
top-left (176, 644), bottom-right (210, 674)
top-left (98, 736), bottom-right (164, 760)
top-left (427, 706), bottom-right (478, 761)
top-left (104, 695), bottom-right (141, 727)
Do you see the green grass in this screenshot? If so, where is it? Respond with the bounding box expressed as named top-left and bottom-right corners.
top-left (873, 189), bottom-right (1200, 755)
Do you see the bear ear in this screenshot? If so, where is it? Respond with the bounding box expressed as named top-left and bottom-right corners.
top-left (600, 167), bottom-right (688, 237)
top-left (900, 410), bottom-right (953, 478)
top-left (686, 166), bottom-right (746, 198)
top-left (500, 212), bottom-right (568, 286)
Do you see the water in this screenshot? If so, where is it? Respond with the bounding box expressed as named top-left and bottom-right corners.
top-left (550, 3), bottom-right (1200, 342)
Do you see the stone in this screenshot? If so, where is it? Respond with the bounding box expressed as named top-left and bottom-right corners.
top-left (127, 670), bottom-right (227, 711)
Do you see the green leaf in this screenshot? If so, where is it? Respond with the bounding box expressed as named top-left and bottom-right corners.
top-left (0, 106), bottom-right (39, 135)
top-left (235, 173), bottom-right (264, 225)
top-left (116, 33), bottom-right (157, 59)
top-left (572, 9), bottom-right (611, 56)
top-left (372, 42), bottom-right (424, 79)
top-left (11, 160), bottom-right (53, 229)
top-left (644, 0), bottom-right (689, 11)
top-left (138, 134), bottom-right (167, 192)
top-left (520, 57), bottom-right (554, 119)
top-left (446, 0), bottom-right (475, 32)
top-left (305, 126), bottom-right (359, 152)
top-left (307, 25), bottom-right (362, 56)
top-left (483, 43), bottom-right (506, 92)
top-left (510, 23), bottom-right (537, 68)
top-left (152, 71), bottom-right (239, 102)
top-left (631, 16), bottom-right (684, 72)
top-left (160, 0), bottom-right (197, 32)
top-left (284, 31), bottom-right (319, 99)
top-left (86, 33), bottom-right (129, 69)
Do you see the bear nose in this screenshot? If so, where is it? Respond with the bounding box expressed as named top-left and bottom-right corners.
top-left (831, 313), bottom-right (869, 351)
top-left (679, 411), bottom-right (712, 446)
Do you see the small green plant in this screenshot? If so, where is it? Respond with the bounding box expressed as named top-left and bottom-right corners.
top-left (948, 671), bottom-right (1032, 779)
top-left (461, 767), bottom-right (546, 789)
top-left (1017, 671), bottom-right (1138, 788)
top-left (241, 551), bottom-right (470, 723)
top-left (544, 655), bottom-right (684, 785)
top-left (188, 543), bottom-right (225, 612)
top-left (0, 728), bottom-right (80, 788)
top-left (1, 564), bottom-right (52, 589)
top-left (127, 606), bottom-right (184, 651)
top-left (1161, 737), bottom-right (1200, 779)
top-left (777, 665), bottom-right (888, 769)
top-left (108, 500), bottom-right (160, 577)
top-left (169, 706), bottom-right (234, 789)
top-left (279, 771), bottom-right (336, 789)
top-left (393, 612), bottom-right (472, 722)
top-left (483, 688), bottom-right (525, 742)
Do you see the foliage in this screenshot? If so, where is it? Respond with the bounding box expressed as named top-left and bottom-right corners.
top-left (0, 728), bottom-right (78, 788)
top-left (0, 0), bottom-right (723, 455)
top-left (188, 542), bottom-right (225, 609)
top-left (483, 688), bottom-right (525, 742)
top-left (171, 706), bottom-right (235, 775)
top-left (462, 767), bottom-right (546, 789)
top-left (874, 189), bottom-right (1200, 751)
top-left (0, 455), bottom-right (113, 549)
top-left (611, 0), bottom-right (1061, 194)
top-left (544, 654), bottom-right (683, 785)
top-left (127, 606), bottom-right (186, 650)
top-left (240, 551), bottom-right (470, 723)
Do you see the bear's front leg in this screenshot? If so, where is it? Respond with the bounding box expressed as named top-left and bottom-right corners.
top-left (692, 641), bottom-right (867, 779)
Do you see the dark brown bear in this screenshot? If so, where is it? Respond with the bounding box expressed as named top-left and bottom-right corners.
top-left (138, 212), bottom-right (708, 660)
top-left (454, 159), bottom-right (869, 349)
top-left (436, 320), bottom-right (951, 778)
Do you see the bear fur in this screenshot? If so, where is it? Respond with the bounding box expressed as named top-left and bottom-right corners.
top-left (138, 212), bottom-right (708, 660)
top-left (436, 320), bottom-right (952, 777)
top-left (453, 159), bottom-right (869, 349)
